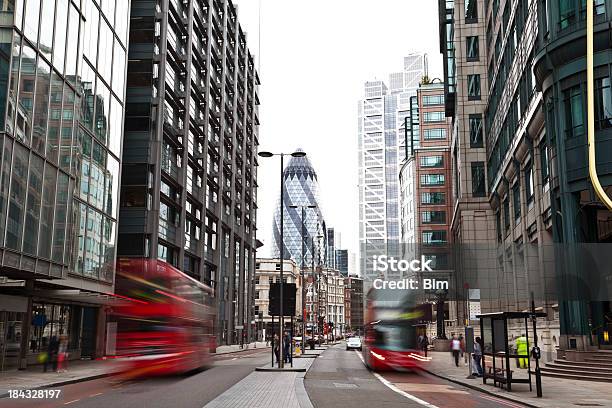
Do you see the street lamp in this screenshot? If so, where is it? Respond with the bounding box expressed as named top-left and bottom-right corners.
top-left (258, 150), bottom-right (306, 368)
top-left (289, 204), bottom-right (317, 353)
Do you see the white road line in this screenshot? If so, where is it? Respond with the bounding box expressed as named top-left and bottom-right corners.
top-left (64, 400), bottom-right (80, 405)
top-left (89, 392), bottom-right (103, 397)
top-left (479, 394), bottom-right (525, 408)
top-left (354, 351), bottom-right (439, 408)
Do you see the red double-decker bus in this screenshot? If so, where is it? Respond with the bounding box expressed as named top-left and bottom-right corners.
top-left (362, 286), bottom-right (430, 371)
top-left (114, 259), bottom-right (216, 377)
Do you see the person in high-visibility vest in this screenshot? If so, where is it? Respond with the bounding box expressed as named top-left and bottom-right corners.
top-left (515, 334), bottom-right (529, 368)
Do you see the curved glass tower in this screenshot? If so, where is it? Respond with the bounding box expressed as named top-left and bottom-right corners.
top-left (272, 150), bottom-right (327, 268)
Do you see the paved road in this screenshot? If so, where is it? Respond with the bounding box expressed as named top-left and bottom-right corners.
top-left (3, 348), bottom-right (271, 408)
top-left (304, 343), bottom-right (528, 408)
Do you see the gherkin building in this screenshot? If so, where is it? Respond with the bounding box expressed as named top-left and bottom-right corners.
top-left (272, 150), bottom-right (327, 267)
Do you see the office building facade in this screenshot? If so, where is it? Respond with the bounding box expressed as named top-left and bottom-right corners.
top-left (118, 0), bottom-right (260, 346)
top-left (0, 0), bottom-right (130, 369)
top-left (358, 55), bottom-right (426, 279)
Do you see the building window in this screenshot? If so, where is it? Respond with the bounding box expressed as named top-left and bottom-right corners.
top-left (421, 192), bottom-right (446, 204)
top-left (540, 143), bottom-right (549, 184)
top-left (422, 230), bottom-right (447, 245)
top-left (465, 0), bottom-right (478, 21)
top-left (420, 156), bottom-right (444, 168)
top-left (595, 77), bottom-right (612, 130)
top-left (275, 263), bottom-right (281, 271)
top-left (503, 197), bottom-right (510, 232)
top-left (422, 211), bottom-right (446, 224)
top-left (466, 36), bottom-right (479, 60)
top-left (422, 95), bottom-right (444, 106)
top-left (525, 161), bottom-right (534, 203)
top-left (420, 174), bottom-right (445, 186)
top-left (423, 111), bottom-right (445, 123)
top-left (496, 211), bottom-right (502, 242)
top-left (513, 182), bottom-right (521, 222)
top-left (468, 75), bottom-right (481, 100)
top-left (471, 162), bottom-right (486, 197)
top-left (564, 85), bottom-right (585, 138)
top-left (469, 114), bottom-right (483, 147)
top-left (423, 128), bottom-right (446, 140)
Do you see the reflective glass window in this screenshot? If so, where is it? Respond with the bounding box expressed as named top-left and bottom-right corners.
top-left (89, 141), bottom-right (105, 209)
top-left (32, 57), bottom-right (50, 155)
top-left (84, 207), bottom-right (102, 279)
top-left (14, 0), bottom-right (23, 30)
top-left (39, 0), bottom-right (54, 60)
top-left (73, 201), bottom-right (86, 274)
top-left (79, 60), bottom-right (96, 130)
top-left (97, 19), bottom-right (113, 85)
top-left (105, 154), bottom-right (119, 218)
top-left (6, 31), bottom-right (21, 136)
top-left (114, 0), bottom-right (129, 45)
top-left (5, 143), bottom-right (28, 249)
top-left (38, 163), bottom-right (57, 258)
top-left (108, 95), bottom-right (122, 157)
top-left (0, 136), bottom-right (12, 245)
top-left (101, 216), bottom-right (115, 282)
top-left (111, 41), bottom-right (125, 99)
top-left (46, 72), bottom-right (63, 164)
top-left (60, 87), bottom-right (75, 172)
top-left (16, 42), bottom-right (35, 146)
top-left (65, 4), bottom-right (81, 86)
top-left (23, 0), bottom-right (39, 44)
top-left (79, 130), bottom-right (92, 199)
top-left (94, 79), bottom-right (110, 143)
top-left (0, 29), bottom-right (12, 131)
top-left (82, 0), bottom-right (99, 65)
top-left (22, 153), bottom-right (43, 255)
top-left (53, 0), bottom-right (68, 73)
top-left (52, 172), bottom-right (70, 263)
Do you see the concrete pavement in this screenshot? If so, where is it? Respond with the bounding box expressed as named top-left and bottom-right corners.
top-left (422, 351), bottom-right (612, 408)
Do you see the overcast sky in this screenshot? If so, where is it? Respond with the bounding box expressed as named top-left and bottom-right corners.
top-left (233, 0), bottom-right (444, 257)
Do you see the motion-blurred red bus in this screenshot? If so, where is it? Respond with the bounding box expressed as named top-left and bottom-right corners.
top-left (113, 258), bottom-right (216, 377)
top-left (362, 286), bottom-right (431, 371)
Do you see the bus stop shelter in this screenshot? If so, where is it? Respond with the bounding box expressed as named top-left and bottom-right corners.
top-left (477, 311), bottom-right (546, 392)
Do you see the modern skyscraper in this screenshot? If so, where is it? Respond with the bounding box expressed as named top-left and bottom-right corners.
top-left (335, 249), bottom-right (348, 276)
top-left (0, 0), bottom-right (130, 369)
top-left (271, 150), bottom-right (326, 268)
top-left (118, 0), bottom-right (260, 346)
top-left (358, 55), bottom-right (426, 279)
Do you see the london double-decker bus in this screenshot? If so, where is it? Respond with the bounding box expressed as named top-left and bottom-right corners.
top-left (114, 259), bottom-right (216, 377)
top-left (362, 285), bottom-right (430, 371)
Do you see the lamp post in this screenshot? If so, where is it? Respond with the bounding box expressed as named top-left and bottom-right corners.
top-left (289, 204), bottom-right (317, 353)
top-left (258, 150), bottom-right (306, 368)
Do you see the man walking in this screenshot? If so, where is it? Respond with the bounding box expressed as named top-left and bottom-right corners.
top-left (283, 332), bottom-right (292, 364)
top-left (472, 337), bottom-right (483, 376)
top-left (451, 335), bottom-right (461, 367)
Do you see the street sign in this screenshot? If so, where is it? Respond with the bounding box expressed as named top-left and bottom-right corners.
top-left (236, 325), bottom-right (244, 329)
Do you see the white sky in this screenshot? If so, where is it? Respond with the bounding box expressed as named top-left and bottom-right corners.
top-left (233, 0), bottom-right (444, 257)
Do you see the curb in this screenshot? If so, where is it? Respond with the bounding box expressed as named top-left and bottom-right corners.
top-left (0, 372), bottom-right (116, 399)
top-left (213, 345), bottom-right (271, 356)
top-left (255, 367), bottom-right (307, 372)
top-left (420, 367), bottom-right (539, 408)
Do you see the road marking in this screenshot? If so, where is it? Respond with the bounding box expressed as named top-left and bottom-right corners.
top-left (89, 392), bottom-right (103, 397)
top-left (231, 357), bottom-right (237, 360)
top-left (479, 394), bottom-right (526, 408)
top-left (64, 400), bottom-right (80, 405)
top-left (355, 351), bottom-right (439, 408)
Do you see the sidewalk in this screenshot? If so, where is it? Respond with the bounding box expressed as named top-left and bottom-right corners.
top-left (205, 348), bottom-right (321, 407)
top-left (423, 351), bottom-right (612, 408)
top-left (214, 341), bottom-right (269, 355)
top-left (0, 359), bottom-right (121, 398)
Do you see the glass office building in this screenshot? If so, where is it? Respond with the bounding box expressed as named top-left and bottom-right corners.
top-left (0, 0), bottom-right (129, 369)
top-left (271, 151), bottom-right (326, 268)
top-left (118, 0), bottom-right (260, 346)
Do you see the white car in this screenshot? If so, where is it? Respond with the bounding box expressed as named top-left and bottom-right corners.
top-left (346, 337), bottom-right (362, 351)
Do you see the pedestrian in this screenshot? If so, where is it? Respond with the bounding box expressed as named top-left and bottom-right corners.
top-left (283, 332), bottom-right (292, 364)
top-left (472, 337), bottom-right (483, 377)
top-left (451, 335), bottom-right (461, 367)
top-left (421, 334), bottom-right (429, 357)
top-left (516, 333), bottom-right (529, 368)
top-left (57, 335), bottom-right (68, 373)
top-left (44, 336), bottom-right (59, 373)
top-left (273, 334), bottom-right (280, 364)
